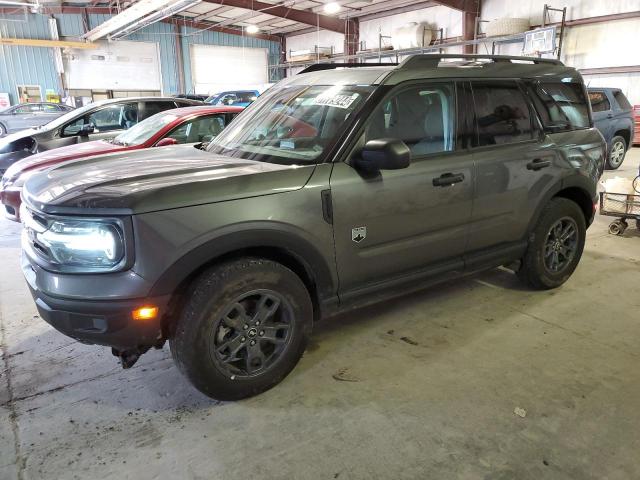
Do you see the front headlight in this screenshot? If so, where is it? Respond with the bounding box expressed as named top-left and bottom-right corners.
top-left (34, 219), bottom-right (125, 271)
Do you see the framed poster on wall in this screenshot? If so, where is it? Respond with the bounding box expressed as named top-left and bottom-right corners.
top-left (16, 85), bottom-right (43, 103)
top-left (0, 93), bottom-right (10, 109)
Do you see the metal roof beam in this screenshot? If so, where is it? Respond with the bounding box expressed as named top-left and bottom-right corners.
top-left (201, 0), bottom-right (348, 33)
top-left (431, 0), bottom-right (478, 12)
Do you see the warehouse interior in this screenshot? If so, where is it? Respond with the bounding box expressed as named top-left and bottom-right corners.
top-left (1, 0), bottom-right (640, 478)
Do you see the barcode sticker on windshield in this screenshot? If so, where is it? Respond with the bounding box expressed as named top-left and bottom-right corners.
top-left (313, 93), bottom-right (357, 109)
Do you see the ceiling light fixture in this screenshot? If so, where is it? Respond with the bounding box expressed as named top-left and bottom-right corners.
top-left (109, 0), bottom-right (202, 40)
top-left (246, 24), bottom-right (259, 34)
top-left (83, 0), bottom-right (183, 42)
top-left (323, 2), bottom-right (340, 14)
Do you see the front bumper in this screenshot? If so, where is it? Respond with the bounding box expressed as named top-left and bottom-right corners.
top-left (0, 186), bottom-right (21, 221)
top-left (22, 253), bottom-right (169, 349)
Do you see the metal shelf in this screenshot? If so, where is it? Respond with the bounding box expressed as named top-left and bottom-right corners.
top-left (270, 31), bottom-right (529, 74)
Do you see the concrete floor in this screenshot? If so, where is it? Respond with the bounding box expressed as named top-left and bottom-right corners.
top-left (1, 150), bottom-right (640, 480)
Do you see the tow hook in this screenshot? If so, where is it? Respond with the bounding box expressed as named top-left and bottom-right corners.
top-left (112, 346), bottom-right (151, 369)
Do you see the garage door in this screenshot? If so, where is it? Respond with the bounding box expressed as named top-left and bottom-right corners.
top-left (64, 40), bottom-right (162, 92)
top-left (190, 44), bottom-right (268, 94)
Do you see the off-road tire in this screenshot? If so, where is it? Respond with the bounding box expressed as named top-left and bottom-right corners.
top-left (606, 136), bottom-right (627, 170)
top-left (518, 198), bottom-right (586, 290)
top-left (170, 257), bottom-right (313, 401)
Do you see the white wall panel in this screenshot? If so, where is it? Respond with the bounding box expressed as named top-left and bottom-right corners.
top-left (64, 40), bottom-right (162, 91)
top-left (190, 44), bottom-right (268, 94)
top-left (562, 19), bottom-right (640, 70)
top-left (481, 0), bottom-right (640, 25)
top-left (286, 30), bottom-right (345, 55)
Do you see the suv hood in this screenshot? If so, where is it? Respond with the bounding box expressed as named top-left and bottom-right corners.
top-left (23, 145), bottom-right (315, 215)
top-left (3, 140), bottom-right (122, 181)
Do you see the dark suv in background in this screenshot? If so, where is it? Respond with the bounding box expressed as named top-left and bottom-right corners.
top-left (0, 97), bottom-right (203, 174)
top-left (588, 87), bottom-right (635, 169)
top-left (20, 55), bottom-right (605, 401)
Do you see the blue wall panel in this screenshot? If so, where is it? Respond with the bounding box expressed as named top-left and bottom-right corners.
top-left (0, 13), bottom-right (282, 105)
top-left (0, 15), bottom-right (61, 104)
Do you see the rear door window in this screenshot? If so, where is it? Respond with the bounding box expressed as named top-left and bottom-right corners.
top-left (142, 101), bottom-right (178, 119)
top-left (588, 91), bottom-right (610, 113)
top-left (613, 90), bottom-right (632, 111)
top-left (472, 82), bottom-right (534, 146)
top-left (533, 82), bottom-right (590, 130)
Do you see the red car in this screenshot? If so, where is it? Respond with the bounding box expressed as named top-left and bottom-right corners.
top-left (0, 105), bottom-right (242, 221)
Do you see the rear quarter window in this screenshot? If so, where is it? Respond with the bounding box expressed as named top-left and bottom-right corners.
top-left (613, 91), bottom-right (632, 111)
top-left (531, 82), bottom-right (590, 130)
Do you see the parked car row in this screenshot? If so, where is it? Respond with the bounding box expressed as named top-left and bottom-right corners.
top-left (8, 55), bottom-right (609, 401)
top-left (0, 105), bottom-right (242, 221)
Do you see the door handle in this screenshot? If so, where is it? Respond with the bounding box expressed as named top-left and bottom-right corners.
top-left (433, 172), bottom-right (465, 187)
top-left (526, 158), bottom-right (552, 171)
top-left (607, 113), bottom-right (614, 119)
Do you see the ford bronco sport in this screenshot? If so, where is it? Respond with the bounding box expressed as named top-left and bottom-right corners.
top-left (20, 55), bottom-right (605, 400)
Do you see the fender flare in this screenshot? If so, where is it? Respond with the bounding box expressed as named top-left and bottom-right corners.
top-left (526, 176), bottom-right (596, 236)
top-left (148, 225), bottom-right (336, 302)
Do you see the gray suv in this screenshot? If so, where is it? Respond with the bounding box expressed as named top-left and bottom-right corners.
top-left (20, 55), bottom-right (605, 400)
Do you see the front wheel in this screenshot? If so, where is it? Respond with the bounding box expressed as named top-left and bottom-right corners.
top-left (170, 257), bottom-right (313, 401)
top-left (518, 198), bottom-right (586, 290)
top-left (0, 123), bottom-right (6, 136)
top-left (606, 136), bottom-right (627, 170)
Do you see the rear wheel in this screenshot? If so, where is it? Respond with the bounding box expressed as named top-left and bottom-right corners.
top-left (0, 123), bottom-right (6, 136)
top-left (170, 257), bottom-right (312, 401)
top-left (518, 198), bottom-right (586, 290)
top-left (606, 136), bottom-right (627, 170)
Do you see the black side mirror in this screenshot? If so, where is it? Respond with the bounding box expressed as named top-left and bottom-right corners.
top-left (78, 123), bottom-right (95, 136)
top-left (355, 138), bottom-right (411, 172)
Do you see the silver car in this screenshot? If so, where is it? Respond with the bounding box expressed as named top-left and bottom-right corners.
top-left (0, 103), bottom-right (74, 136)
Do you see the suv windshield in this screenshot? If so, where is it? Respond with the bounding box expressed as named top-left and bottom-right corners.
top-left (207, 84), bottom-right (374, 165)
top-left (113, 111), bottom-right (178, 146)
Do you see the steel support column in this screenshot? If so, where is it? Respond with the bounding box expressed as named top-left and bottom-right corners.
top-left (344, 18), bottom-right (359, 57)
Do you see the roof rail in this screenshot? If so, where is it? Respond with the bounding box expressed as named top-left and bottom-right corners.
top-left (299, 62), bottom-right (398, 74)
top-left (398, 54), bottom-right (564, 69)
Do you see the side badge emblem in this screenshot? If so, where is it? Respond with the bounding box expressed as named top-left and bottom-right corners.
top-left (352, 226), bottom-right (367, 243)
